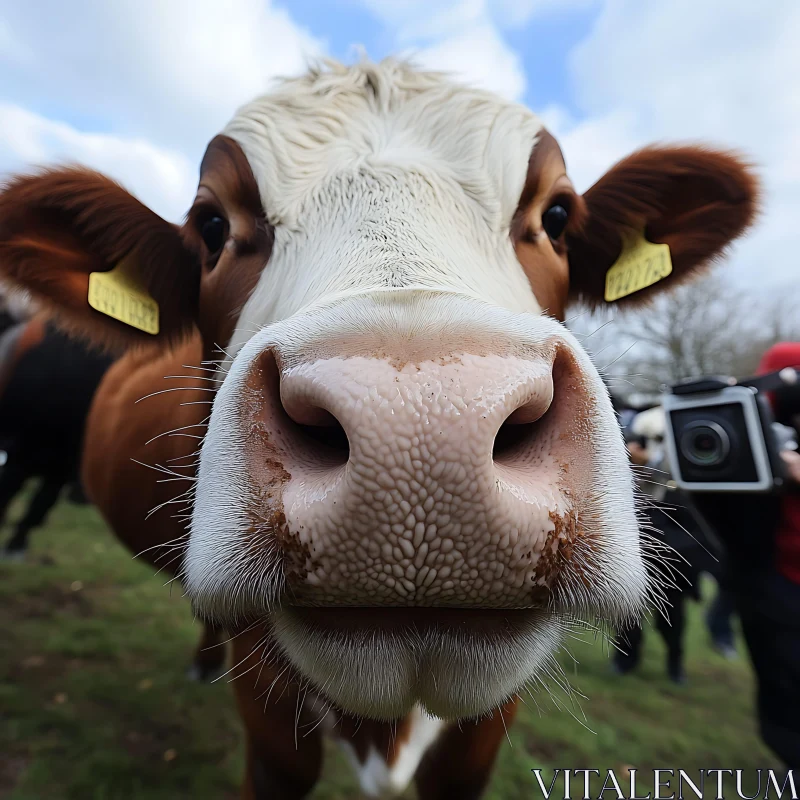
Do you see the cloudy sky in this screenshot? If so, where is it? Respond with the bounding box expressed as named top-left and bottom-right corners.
top-left (1, 0), bottom-right (798, 288)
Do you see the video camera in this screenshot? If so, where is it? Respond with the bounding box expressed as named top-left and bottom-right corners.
top-left (662, 368), bottom-right (799, 493)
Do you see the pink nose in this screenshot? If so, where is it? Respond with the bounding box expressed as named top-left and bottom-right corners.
top-left (247, 348), bottom-right (588, 607)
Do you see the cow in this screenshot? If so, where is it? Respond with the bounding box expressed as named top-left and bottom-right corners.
top-left (0, 309), bottom-right (227, 675)
top-left (0, 59), bottom-right (759, 798)
top-left (0, 315), bottom-right (116, 558)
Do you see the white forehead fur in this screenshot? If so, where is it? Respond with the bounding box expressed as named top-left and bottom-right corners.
top-left (221, 58), bottom-right (545, 356)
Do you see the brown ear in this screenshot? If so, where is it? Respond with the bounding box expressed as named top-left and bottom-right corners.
top-left (566, 146), bottom-right (760, 308)
top-left (0, 167), bottom-right (200, 350)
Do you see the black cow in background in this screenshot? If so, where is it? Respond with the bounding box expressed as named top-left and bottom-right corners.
top-left (0, 314), bottom-right (115, 558)
top-left (611, 402), bottom-right (737, 683)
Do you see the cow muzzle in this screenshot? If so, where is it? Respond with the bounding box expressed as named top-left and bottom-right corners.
top-left (247, 345), bottom-right (591, 608)
top-left (189, 293), bottom-right (631, 614)
top-left (186, 294), bottom-right (646, 718)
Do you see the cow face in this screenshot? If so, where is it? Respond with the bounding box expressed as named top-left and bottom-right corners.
top-left (0, 60), bottom-right (758, 721)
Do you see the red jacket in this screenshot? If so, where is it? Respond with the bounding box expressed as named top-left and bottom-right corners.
top-left (758, 343), bottom-right (800, 584)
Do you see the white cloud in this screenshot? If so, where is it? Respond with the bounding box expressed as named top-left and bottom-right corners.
top-left (357, 0), bottom-right (527, 100)
top-left (410, 22), bottom-right (526, 101)
top-left (547, 0), bottom-right (800, 286)
top-left (538, 105), bottom-right (641, 193)
top-left (354, 0), bottom-right (481, 40)
top-left (0, 104), bottom-right (197, 223)
top-left (0, 0), bottom-right (324, 159)
top-left (491, 0), bottom-right (598, 29)
top-left (359, 0), bottom-right (596, 34)
top-left (0, 0), bottom-right (325, 221)
top-left (569, 1), bottom-right (800, 160)
top-left (0, 17), bottom-right (33, 67)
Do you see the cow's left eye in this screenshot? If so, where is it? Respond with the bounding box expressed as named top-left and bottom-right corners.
top-left (542, 204), bottom-right (569, 240)
top-left (200, 216), bottom-right (228, 255)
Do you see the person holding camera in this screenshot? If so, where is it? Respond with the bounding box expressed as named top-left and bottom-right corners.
top-left (684, 342), bottom-right (800, 769)
top-left (758, 343), bottom-right (800, 578)
top-left (785, 448), bottom-right (800, 482)
top-left (614, 403), bottom-right (733, 682)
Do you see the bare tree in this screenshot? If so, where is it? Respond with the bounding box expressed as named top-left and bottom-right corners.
top-left (568, 273), bottom-right (800, 403)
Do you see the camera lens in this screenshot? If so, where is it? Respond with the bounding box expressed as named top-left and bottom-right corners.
top-left (680, 421), bottom-right (731, 467)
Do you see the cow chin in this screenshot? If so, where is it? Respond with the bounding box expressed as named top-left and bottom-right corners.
top-left (269, 606), bottom-right (563, 720)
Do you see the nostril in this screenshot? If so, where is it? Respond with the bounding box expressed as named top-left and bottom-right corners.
top-left (492, 367), bottom-right (555, 462)
top-left (291, 417), bottom-right (350, 462)
top-left (255, 352), bottom-right (350, 468)
top-left (493, 413), bottom-right (549, 460)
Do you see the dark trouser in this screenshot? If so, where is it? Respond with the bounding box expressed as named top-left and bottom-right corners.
top-left (4, 473), bottom-right (67, 552)
top-left (614, 583), bottom-right (686, 682)
top-left (736, 570), bottom-right (800, 769)
top-left (706, 585), bottom-right (737, 648)
top-left (0, 459), bottom-right (68, 553)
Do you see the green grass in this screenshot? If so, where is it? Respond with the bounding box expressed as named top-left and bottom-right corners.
top-left (0, 493), bottom-right (778, 799)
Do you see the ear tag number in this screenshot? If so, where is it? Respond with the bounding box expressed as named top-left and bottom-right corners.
top-left (88, 254), bottom-right (160, 335)
top-left (604, 232), bottom-right (673, 302)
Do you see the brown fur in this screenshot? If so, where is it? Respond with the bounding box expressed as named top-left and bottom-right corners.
top-left (189, 135), bottom-right (275, 355)
top-left (337, 712), bottom-right (417, 767)
top-left (0, 169), bottom-right (200, 351)
top-left (228, 625), bottom-right (519, 799)
top-left (566, 145), bottom-right (760, 308)
top-left (415, 700), bottom-right (519, 799)
top-left (81, 333), bottom-right (226, 678)
top-left (82, 336), bottom-right (207, 556)
top-left (512, 130), bottom-right (587, 320)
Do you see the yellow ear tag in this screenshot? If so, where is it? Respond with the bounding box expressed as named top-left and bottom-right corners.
top-left (88, 254), bottom-right (159, 335)
top-left (604, 232), bottom-right (673, 302)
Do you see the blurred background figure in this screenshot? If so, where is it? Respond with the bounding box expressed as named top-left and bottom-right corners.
top-left (692, 342), bottom-right (800, 770)
top-left (0, 284), bottom-right (37, 376)
top-left (611, 399), bottom-right (736, 683)
top-left (0, 310), bottom-right (115, 559)
top-left (706, 583), bottom-right (738, 659)
top-left (0, 283), bottom-right (37, 328)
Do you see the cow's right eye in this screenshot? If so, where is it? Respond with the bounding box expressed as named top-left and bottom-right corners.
top-left (200, 216), bottom-right (227, 255)
top-left (542, 204), bottom-right (569, 240)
